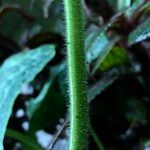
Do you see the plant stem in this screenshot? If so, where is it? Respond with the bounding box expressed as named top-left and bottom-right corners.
top-left (64, 0), bottom-right (88, 150)
top-left (90, 125), bottom-right (105, 150)
top-left (47, 118), bottom-right (69, 150)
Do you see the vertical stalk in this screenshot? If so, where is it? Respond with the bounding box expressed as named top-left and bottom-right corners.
top-left (64, 0), bottom-right (88, 150)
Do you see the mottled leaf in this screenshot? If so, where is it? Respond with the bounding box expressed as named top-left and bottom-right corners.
top-left (0, 44), bottom-right (55, 150)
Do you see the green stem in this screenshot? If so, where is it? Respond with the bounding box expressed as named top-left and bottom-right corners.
top-left (90, 125), bottom-right (105, 150)
top-left (64, 0), bottom-right (88, 150)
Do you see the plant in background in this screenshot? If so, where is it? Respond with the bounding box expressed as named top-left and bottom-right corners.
top-left (0, 0), bottom-right (149, 150)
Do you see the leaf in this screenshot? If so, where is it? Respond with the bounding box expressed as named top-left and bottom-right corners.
top-left (27, 79), bottom-right (53, 118)
top-left (144, 140), bottom-right (150, 150)
top-left (133, 0), bottom-right (144, 4)
top-left (27, 63), bottom-right (64, 118)
top-left (88, 66), bottom-right (133, 102)
top-left (0, 3), bottom-right (34, 42)
top-left (28, 64), bottom-right (66, 133)
top-left (128, 18), bottom-right (150, 45)
top-left (126, 0), bottom-right (144, 16)
top-left (88, 75), bottom-right (117, 102)
top-left (1, 0), bottom-right (64, 43)
top-left (0, 4), bottom-right (34, 21)
top-left (99, 46), bottom-right (129, 71)
top-left (117, 0), bottom-right (131, 11)
top-left (0, 44), bottom-right (55, 150)
top-left (107, 0), bottom-right (131, 12)
top-left (86, 31), bottom-right (110, 63)
top-left (124, 99), bottom-right (147, 122)
top-left (91, 37), bottom-right (121, 74)
top-left (6, 129), bottom-right (42, 150)
top-left (107, 0), bottom-right (117, 11)
top-left (29, 78), bottom-right (66, 133)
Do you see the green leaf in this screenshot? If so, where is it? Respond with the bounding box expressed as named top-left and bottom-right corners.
top-left (6, 129), bottom-right (42, 150)
top-left (0, 44), bottom-right (55, 150)
top-left (126, 0), bottom-right (144, 16)
top-left (107, 0), bottom-right (116, 11)
top-left (128, 18), bottom-right (150, 45)
top-left (133, 0), bottom-right (144, 4)
top-left (124, 99), bottom-right (147, 122)
top-left (28, 64), bottom-right (65, 134)
top-left (91, 37), bottom-right (121, 74)
top-left (1, 0), bottom-right (64, 42)
top-left (88, 74), bottom-right (117, 102)
top-left (86, 31), bottom-right (110, 63)
top-left (29, 77), bottom-right (66, 133)
top-left (27, 79), bottom-right (53, 118)
top-left (27, 63), bottom-right (64, 118)
top-left (99, 46), bottom-right (129, 71)
top-left (88, 67), bottom-right (133, 102)
top-left (144, 140), bottom-right (150, 150)
top-left (117, 0), bottom-right (131, 11)
top-left (107, 0), bottom-right (131, 12)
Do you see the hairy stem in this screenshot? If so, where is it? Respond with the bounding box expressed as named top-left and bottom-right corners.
top-left (64, 0), bottom-right (88, 150)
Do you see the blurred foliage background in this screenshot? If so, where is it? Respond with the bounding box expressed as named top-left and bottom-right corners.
top-left (0, 0), bottom-right (150, 150)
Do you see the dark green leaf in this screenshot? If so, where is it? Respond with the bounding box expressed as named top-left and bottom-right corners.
top-left (107, 0), bottom-right (117, 11)
top-left (0, 44), bottom-right (55, 150)
top-left (27, 79), bottom-right (53, 118)
top-left (6, 129), bottom-right (42, 150)
top-left (88, 75), bottom-right (117, 102)
top-left (117, 0), bottom-right (131, 11)
top-left (88, 67), bottom-right (133, 102)
top-left (1, 0), bottom-right (64, 43)
top-left (86, 31), bottom-right (110, 63)
top-left (107, 0), bottom-right (131, 12)
top-left (126, 0), bottom-right (144, 16)
top-left (124, 99), bottom-right (147, 122)
top-left (27, 63), bottom-right (64, 118)
top-left (99, 46), bottom-right (129, 71)
top-left (91, 37), bottom-right (121, 74)
top-left (128, 18), bottom-right (150, 45)
top-left (28, 64), bottom-right (66, 133)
